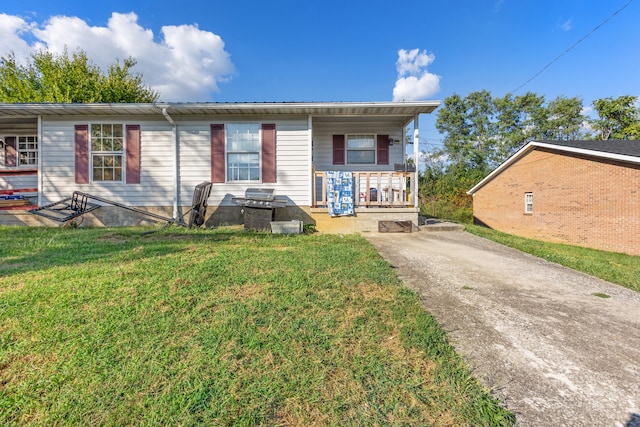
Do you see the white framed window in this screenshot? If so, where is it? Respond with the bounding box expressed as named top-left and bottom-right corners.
top-left (346, 134), bottom-right (376, 164)
top-left (17, 136), bottom-right (38, 166)
top-left (90, 124), bottom-right (124, 182)
top-left (525, 192), bottom-right (533, 213)
top-left (226, 123), bottom-right (260, 182)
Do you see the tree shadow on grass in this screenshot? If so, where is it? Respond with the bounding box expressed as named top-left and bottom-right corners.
top-left (0, 226), bottom-right (240, 277)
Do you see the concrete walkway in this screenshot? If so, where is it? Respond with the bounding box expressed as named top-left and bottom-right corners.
top-left (364, 230), bottom-right (640, 427)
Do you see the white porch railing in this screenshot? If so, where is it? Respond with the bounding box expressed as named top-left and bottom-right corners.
top-left (313, 171), bottom-right (416, 208)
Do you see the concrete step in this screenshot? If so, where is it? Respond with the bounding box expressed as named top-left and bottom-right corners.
top-left (420, 218), bottom-right (465, 232)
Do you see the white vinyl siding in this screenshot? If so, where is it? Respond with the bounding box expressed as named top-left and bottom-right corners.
top-left (313, 119), bottom-right (404, 171)
top-left (179, 116), bottom-right (311, 207)
top-left (40, 117), bottom-right (174, 206)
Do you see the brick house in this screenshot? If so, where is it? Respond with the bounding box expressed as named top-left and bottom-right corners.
top-left (467, 140), bottom-right (640, 256)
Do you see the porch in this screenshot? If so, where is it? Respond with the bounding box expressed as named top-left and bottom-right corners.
top-left (312, 170), bottom-right (417, 208)
top-left (309, 170), bottom-right (419, 233)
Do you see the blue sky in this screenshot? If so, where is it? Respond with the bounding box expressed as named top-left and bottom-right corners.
top-left (1, 0), bottom-right (638, 149)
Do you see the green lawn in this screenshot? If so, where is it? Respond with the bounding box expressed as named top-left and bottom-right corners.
top-left (465, 224), bottom-right (640, 293)
top-left (0, 226), bottom-right (514, 426)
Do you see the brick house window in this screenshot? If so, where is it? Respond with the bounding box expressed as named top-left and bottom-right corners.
top-left (525, 192), bottom-right (533, 213)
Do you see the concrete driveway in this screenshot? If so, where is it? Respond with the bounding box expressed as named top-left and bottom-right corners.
top-left (364, 230), bottom-right (640, 427)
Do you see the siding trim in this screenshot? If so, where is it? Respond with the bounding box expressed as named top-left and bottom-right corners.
top-left (377, 134), bottom-right (389, 165)
top-left (74, 125), bottom-right (89, 184)
top-left (261, 123), bottom-right (276, 183)
top-left (211, 124), bottom-right (225, 183)
top-left (4, 136), bottom-right (17, 167)
top-left (125, 124), bottom-right (141, 184)
top-left (332, 134), bottom-right (345, 165)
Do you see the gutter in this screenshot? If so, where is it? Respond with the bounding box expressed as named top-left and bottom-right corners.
top-left (161, 107), bottom-right (179, 219)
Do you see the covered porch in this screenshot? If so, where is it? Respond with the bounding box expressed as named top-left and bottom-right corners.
top-left (312, 170), bottom-right (417, 208)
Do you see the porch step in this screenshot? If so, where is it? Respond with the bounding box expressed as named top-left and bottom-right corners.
top-left (421, 218), bottom-right (465, 232)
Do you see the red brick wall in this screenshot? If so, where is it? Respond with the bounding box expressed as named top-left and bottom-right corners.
top-left (472, 147), bottom-right (640, 256)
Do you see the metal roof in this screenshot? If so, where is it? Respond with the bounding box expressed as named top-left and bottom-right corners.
top-left (0, 101), bottom-right (440, 123)
top-left (467, 139), bottom-right (640, 195)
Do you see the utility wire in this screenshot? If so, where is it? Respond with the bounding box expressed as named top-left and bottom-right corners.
top-left (512, 0), bottom-right (633, 93)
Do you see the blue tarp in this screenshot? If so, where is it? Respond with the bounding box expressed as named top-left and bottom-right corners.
top-left (326, 171), bottom-right (354, 217)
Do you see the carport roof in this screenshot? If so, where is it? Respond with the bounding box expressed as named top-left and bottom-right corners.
top-left (467, 140), bottom-right (640, 195)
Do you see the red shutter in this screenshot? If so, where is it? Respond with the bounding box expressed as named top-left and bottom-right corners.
top-left (75, 125), bottom-right (89, 184)
top-left (333, 135), bottom-right (345, 165)
top-left (211, 124), bottom-right (225, 183)
top-left (4, 137), bottom-right (17, 167)
top-left (377, 134), bottom-right (389, 165)
top-left (126, 125), bottom-right (141, 184)
top-left (261, 123), bottom-right (276, 183)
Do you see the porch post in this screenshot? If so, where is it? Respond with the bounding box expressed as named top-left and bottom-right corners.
top-left (413, 114), bottom-right (419, 208)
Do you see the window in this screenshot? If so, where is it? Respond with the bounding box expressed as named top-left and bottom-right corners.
top-left (17, 136), bottom-right (38, 166)
top-left (90, 124), bottom-right (124, 181)
top-left (346, 134), bottom-right (376, 164)
top-left (226, 123), bottom-right (260, 181)
top-left (525, 192), bottom-right (533, 213)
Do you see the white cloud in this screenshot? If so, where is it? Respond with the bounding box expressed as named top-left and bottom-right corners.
top-left (1, 12), bottom-right (235, 101)
top-left (0, 14), bottom-right (35, 61)
top-left (561, 18), bottom-right (573, 32)
top-left (392, 48), bottom-right (440, 101)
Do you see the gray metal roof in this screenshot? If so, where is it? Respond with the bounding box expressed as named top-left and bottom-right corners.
top-left (0, 101), bottom-right (440, 124)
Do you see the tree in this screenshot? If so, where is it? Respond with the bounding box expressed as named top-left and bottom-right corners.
top-left (590, 96), bottom-right (640, 140)
top-left (543, 96), bottom-right (585, 140)
top-left (435, 90), bottom-right (496, 174)
top-left (0, 49), bottom-right (158, 103)
top-left (427, 90), bottom-right (587, 223)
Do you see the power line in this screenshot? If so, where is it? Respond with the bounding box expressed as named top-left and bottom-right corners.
top-left (512, 0), bottom-right (633, 93)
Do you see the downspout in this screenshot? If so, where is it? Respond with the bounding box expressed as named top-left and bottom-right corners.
top-left (37, 115), bottom-right (43, 206)
top-left (162, 107), bottom-right (179, 219)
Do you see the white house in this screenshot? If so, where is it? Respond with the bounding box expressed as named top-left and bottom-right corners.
top-left (0, 101), bottom-right (439, 232)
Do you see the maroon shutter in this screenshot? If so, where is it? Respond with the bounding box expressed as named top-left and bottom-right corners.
top-left (75, 125), bottom-right (89, 184)
top-left (261, 123), bottom-right (276, 183)
top-left (211, 124), bottom-right (225, 183)
top-left (4, 136), bottom-right (17, 167)
top-left (333, 135), bottom-right (345, 165)
top-left (126, 125), bottom-right (141, 184)
top-left (377, 134), bottom-right (389, 165)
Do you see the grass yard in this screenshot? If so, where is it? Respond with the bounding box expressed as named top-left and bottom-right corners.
top-left (465, 224), bottom-right (640, 293)
top-left (0, 226), bottom-right (514, 426)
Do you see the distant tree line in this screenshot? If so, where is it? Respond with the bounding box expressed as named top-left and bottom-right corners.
top-left (0, 49), bottom-right (158, 103)
top-left (421, 90), bottom-right (640, 222)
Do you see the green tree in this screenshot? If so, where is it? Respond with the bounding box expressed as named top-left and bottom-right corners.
top-left (590, 96), bottom-right (640, 140)
top-left (435, 90), bottom-right (496, 174)
top-left (543, 96), bottom-right (585, 140)
top-left (0, 49), bottom-right (158, 103)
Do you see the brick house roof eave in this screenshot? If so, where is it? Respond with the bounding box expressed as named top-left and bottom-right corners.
top-left (467, 140), bottom-right (640, 195)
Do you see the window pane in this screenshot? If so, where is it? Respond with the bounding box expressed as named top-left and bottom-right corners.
top-left (113, 137), bottom-right (123, 151)
top-left (347, 135), bottom-right (375, 149)
top-left (91, 124), bottom-right (102, 139)
top-left (227, 152), bottom-right (260, 181)
top-left (113, 124), bottom-right (123, 138)
top-left (227, 123), bottom-right (260, 152)
top-left (347, 150), bottom-right (375, 164)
